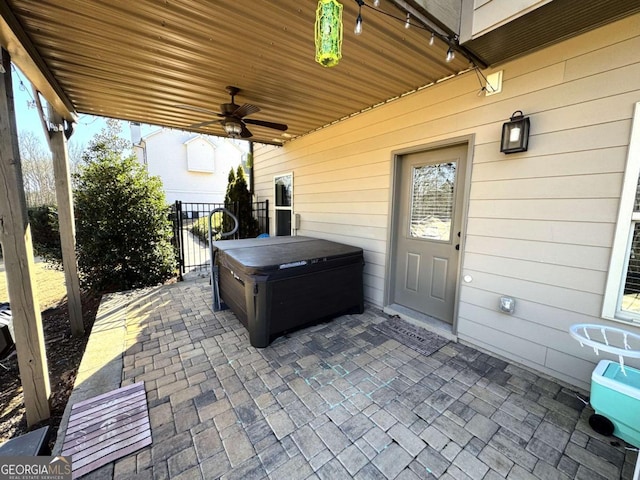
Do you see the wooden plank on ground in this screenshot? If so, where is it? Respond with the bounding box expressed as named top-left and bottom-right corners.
top-left (61, 382), bottom-right (152, 479)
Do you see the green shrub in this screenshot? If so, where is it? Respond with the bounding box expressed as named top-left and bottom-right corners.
top-left (73, 122), bottom-right (176, 292)
top-left (27, 205), bottom-right (62, 265)
top-left (189, 214), bottom-right (224, 245)
top-left (223, 166), bottom-right (259, 239)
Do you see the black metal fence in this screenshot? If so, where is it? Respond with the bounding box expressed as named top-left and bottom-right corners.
top-left (170, 200), bottom-right (269, 277)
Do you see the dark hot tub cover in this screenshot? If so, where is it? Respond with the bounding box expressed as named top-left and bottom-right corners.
top-left (213, 236), bottom-right (364, 347)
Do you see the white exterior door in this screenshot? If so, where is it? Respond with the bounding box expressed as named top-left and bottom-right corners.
top-left (392, 145), bottom-right (467, 324)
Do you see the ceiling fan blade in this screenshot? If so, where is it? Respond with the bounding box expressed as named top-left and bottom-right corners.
top-left (240, 124), bottom-right (253, 138)
top-left (244, 118), bottom-right (288, 131)
top-left (176, 104), bottom-right (221, 116)
top-left (190, 119), bottom-right (221, 129)
top-left (233, 103), bottom-right (260, 118)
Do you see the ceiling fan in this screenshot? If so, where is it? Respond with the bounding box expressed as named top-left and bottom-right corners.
top-left (177, 86), bottom-right (288, 139)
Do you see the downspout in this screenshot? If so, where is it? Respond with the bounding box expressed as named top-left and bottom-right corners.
top-left (248, 141), bottom-right (254, 195)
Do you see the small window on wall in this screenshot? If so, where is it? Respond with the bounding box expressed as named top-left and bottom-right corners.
top-left (274, 173), bottom-right (293, 236)
top-left (603, 102), bottom-right (640, 322)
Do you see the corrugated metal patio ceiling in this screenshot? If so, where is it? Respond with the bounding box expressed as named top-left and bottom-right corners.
top-left (5, 1), bottom-right (639, 146)
top-left (2, 0), bottom-right (471, 145)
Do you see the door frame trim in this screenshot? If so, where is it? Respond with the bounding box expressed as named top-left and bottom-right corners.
top-left (384, 135), bottom-right (475, 336)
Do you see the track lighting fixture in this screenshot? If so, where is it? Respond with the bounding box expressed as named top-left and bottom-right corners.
top-left (404, 13), bottom-right (410, 29)
top-left (429, 32), bottom-right (435, 46)
top-left (373, 0), bottom-right (380, 6)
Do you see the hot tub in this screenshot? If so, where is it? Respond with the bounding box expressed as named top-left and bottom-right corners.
top-left (212, 236), bottom-right (364, 347)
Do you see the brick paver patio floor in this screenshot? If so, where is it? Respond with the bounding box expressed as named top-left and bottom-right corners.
top-left (77, 279), bottom-right (638, 479)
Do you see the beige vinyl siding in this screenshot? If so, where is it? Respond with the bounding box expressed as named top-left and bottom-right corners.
top-left (460, 17), bottom-right (640, 388)
top-left (254, 13), bottom-right (640, 389)
top-left (466, 217), bottom-right (615, 248)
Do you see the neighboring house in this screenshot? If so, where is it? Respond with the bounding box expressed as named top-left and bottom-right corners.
top-left (130, 124), bottom-right (247, 204)
top-left (254, 9), bottom-right (640, 391)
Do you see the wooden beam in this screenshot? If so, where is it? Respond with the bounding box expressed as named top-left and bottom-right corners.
top-left (48, 107), bottom-right (84, 336)
top-left (0, 48), bottom-right (50, 425)
top-left (0, 1), bottom-right (76, 121)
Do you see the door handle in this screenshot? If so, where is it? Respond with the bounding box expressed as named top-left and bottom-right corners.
top-left (455, 244), bottom-right (460, 250)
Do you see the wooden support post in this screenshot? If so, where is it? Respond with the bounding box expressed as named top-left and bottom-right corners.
top-left (0, 48), bottom-right (50, 425)
top-left (47, 107), bottom-right (84, 336)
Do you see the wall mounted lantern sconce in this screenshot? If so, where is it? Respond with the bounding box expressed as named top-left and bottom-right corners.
top-left (500, 110), bottom-right (530, 154)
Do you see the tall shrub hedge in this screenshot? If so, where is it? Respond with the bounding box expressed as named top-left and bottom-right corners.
top-left (223, 166), bottom-right (259, 239)
top-left (73, 123), bottom-right (176, 292)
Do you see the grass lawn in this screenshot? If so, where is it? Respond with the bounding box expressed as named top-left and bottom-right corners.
top-left (0, 257), bottom-right (100, 449)
top-left (0, 259), bottom-right (68, 310)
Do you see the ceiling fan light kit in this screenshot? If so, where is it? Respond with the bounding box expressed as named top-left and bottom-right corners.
top-left (177, 86), bottom-right (288, 141)
top-left (223, 119), bottom-right (243, 138)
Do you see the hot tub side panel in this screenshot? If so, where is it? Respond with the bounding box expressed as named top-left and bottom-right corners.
top-left (270, 262), bottom-right (364, 324)
top-left (219, 255), bottom-right (364, 348)
top-left (218, 266), bottom-right (249, 326)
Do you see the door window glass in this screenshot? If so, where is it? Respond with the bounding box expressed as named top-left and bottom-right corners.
top-left (409, 162), bottom-right (456, 241)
